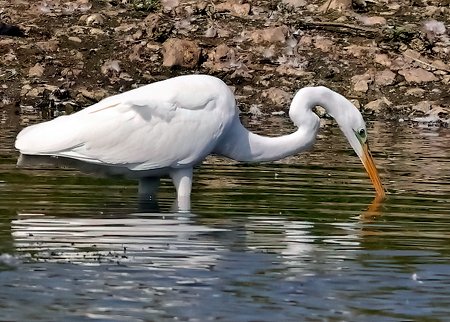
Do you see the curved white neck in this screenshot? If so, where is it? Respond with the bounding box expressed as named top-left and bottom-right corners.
top-left (215, 119), bottom-right (318, 162)
top-left (214, 87), bottom-right (356, 163)
top-left (290, 86), bottom-right (352, 127)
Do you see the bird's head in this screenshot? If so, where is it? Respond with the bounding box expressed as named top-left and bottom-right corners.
top-left (292, 86), bottom-right (386, 197)
top-left (334, 101), bottom-right (386, 198)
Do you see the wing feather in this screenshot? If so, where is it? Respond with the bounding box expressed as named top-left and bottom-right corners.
top-left (16, 95), bottom-right (225, 170)
top-left (16, 75), bottom-right (237, 171)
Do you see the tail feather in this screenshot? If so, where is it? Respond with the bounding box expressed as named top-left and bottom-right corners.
top-left (15, 115), bottom-right (83, 155)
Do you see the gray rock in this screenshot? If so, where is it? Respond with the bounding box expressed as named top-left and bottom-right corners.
top-left (215, 1), bottom-right (251, 17)
top-left (351, 72), bottom-right (373, 93)
top-left (249, 26), bottom-right (289, 44)
top-left (374, 69), bottom-right (396, 86)
top-left (413, 101), bottom-right (433, 114)
top-left (320, 0), bottom-right (352, 12)
top-left (281, 0), bottom-right (306, 8)
top-left (357, 16), bottom-right (387, 26)
top-left (68, 36), bottom-right (82, 43)
top-left (161, 0), bottom-right (180, 11)
top-left (405, 88), bottom-right (426, 97)
top-left (85, 13), bottom-right (105, 26)
top-left (78, 88), bottom-right (109, 102)
top-left (28, 63), bottom-right (45, 77)
top-left (101, 60), bottom-right (121, 75)
top-left (262, 88), bottom-right (292, 107)
top-left (374, 54), bottom-right (392, 67)
top-left (398, 68), bottom-right (438, 83)
top-left (364, 97), bottom-right (392, 113)
top-left (162, 38), bottom-right (200, 68)
top-left (36, 40), bottom-right (60, 52)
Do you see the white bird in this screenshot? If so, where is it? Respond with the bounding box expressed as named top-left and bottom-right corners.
top-left (15, 74), bottom-right (385, 211)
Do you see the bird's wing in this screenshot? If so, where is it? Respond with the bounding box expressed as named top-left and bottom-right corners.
top-left (16, 93), bottom-right (228, 171)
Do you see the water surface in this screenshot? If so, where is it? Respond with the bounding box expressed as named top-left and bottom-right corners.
top-left (1, 111), bottom-right (449, 321)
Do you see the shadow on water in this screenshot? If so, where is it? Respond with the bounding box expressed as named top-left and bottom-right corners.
top-left (1, 112), bottom-right (450, 320)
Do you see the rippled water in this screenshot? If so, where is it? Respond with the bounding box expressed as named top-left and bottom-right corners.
top-left (1, 110), bottom-right (449, 321)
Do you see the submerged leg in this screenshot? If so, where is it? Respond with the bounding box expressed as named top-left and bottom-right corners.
top-left (169, 167), bottom-right (193, 212)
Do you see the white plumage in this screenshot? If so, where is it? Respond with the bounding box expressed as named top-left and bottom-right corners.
top-left (16, 74), bottom-right (385, 211)
top-left (17, 75), bottom-right (235, 171)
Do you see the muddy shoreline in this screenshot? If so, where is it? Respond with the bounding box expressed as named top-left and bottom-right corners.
top-left (0, 0), bottom-right (449, 126)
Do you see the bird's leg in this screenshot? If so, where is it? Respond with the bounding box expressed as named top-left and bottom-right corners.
top-left (169, 167), bottom-right (193, 212)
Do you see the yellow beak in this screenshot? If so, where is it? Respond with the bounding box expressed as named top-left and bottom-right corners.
top-left (361, 143), bottom-right (385, 198)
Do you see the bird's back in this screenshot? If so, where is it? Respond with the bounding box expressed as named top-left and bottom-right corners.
top-left (15, 75), bottom-right (237, 175)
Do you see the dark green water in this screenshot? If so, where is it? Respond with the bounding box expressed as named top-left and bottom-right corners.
top-left (1, 111), bottom-right (449, 321)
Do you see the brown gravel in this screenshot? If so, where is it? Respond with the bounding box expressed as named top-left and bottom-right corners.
top-left (0, 0), bottom-right (449, 125)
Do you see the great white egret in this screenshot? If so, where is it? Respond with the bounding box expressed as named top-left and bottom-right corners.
top-left (15, 74), bottom-right (385, 210)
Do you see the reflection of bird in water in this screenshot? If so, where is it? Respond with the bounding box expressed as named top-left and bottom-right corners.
top-left (15, 75), bottom-right (385, 211)
top-left (359, 195), bottom-right (385, 223)
top-left (11, 212), bottom-right (227, 267)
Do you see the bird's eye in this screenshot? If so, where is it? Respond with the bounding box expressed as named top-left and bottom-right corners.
top-left (356, 128), bottom-right (367, 143)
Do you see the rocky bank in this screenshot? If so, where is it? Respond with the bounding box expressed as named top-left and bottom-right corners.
top-left (0, 0), bottom-right (449, 126)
